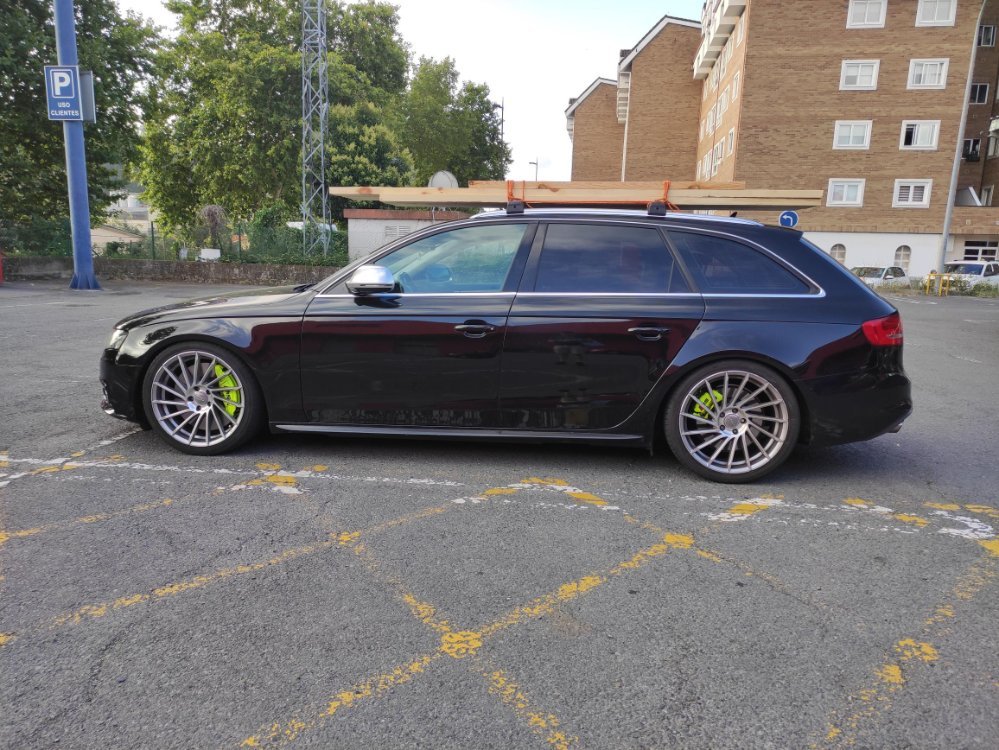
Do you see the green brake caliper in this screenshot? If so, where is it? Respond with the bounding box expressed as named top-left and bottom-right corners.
top-left (215, 365), bottom-right (239, 416)
top-left (693, 389), bottom-right (724, 418)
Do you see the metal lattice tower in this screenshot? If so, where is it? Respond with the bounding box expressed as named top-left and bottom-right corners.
top-left (301, 0), bottom-right (330, 255)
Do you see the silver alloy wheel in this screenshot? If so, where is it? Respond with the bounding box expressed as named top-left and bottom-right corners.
top-left (149, 350), bottom-right (244, 448)
top-left (677, 369), bottom-right (790, 476)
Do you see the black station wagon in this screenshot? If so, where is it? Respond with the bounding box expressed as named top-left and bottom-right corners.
top-left (101, 207), bottom-right (912, 482)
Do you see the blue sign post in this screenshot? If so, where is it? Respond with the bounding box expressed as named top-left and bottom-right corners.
top-left (51, 0), bottom-right (99, 290)
top-left (778, 210), bottom-right (799, 228)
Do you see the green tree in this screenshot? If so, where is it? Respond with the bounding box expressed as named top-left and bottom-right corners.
top-left (0, 0), bottom-right (158, 224)
top-left (140, 0), bottom-right (410, 234)
top-left (401, 57), bottom-right (510, 186)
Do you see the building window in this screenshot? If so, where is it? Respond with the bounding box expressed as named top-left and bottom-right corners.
top-left (982, 186), bottom-right (994, 206)
top-left (712, 141), bottom-right (724, 175)
top-left (979, 25), bottom-right (996, 46)
top-left (971, 83), bottom-right (990, 104)
top-left (900, 120), bottom-right (940, 150)
top-left (702, 153), bottom-right (711, 179)
top-left (894, 245), bottom-right (912, 272)
top-left (732, 71), bottom-right (741, 99)
top-left (964, 138), bottom-right (982, 160)
top-left (840, 60), bottom-right (880, 90)
top-left (916, 0), bottom-right (956, 27)
top-left (908, 59), bottom-right (949, 89)
top-left (736, 16), bottom-right (745, 44)
top-left (718, 86), bottom-right (729, 115)
top-left (827, 179), bottom-right (866, 207)
top-left (727, 128), bottom-right (736, 156)
top-left (893, 179), bottom-right (933, 208)
top-left (706, 108), bottom-right (715, 134)
top-left (696, 160), bottom-right (701, 181)
top-left (833, 120), bottom-right (873, 149)
top-left (989, 136), bottom-right (999, 157)
top-left (847, 0), bottom-right (887, 28)
top-left (830, 244), bottom-right (847, 264)
top-left (964, 240), bottom-right (999, 260)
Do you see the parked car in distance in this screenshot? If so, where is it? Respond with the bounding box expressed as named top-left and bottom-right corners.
top-left (942, 261), bottom-right (999, 286)
top-left (850, 266), bottom-right (911, 288)
top-left (100, 207), bottom-right (912, 483)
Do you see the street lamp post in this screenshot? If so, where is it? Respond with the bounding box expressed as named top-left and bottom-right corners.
top-left (529, 158), bottom-right (539, 181)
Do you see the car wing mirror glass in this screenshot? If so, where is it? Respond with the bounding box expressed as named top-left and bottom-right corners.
top-left (346, 265), bottom-right (395, 295)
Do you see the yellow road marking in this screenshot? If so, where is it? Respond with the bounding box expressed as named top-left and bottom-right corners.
top-left (0, 498), bottom-right (174, 548)
top-left (483, 667), bottom-right (579, 750)
top-left (0, 632), bottom-right (15, 648)
top-left (980, 539), bottom-right (999, 557)
top-left (892, 513), bottom-right (928, 527)
top-left (813, 557), bottom-right (997, 748)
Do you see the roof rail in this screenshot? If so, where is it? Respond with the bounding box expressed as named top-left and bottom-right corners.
top-left (506, 200), bottom-right (525, 214)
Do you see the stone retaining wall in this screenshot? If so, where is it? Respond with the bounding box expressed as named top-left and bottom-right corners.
top-left (2, 256), bottom-right (339, 285)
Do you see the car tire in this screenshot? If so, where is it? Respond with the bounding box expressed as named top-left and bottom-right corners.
top-left (664, 359), bottom-right (800, 483)
top-left (142, 343), bottom-right (263, 455)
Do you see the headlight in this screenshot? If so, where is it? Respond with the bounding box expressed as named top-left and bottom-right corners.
top-left (107, 328), bottom-right (128, 350)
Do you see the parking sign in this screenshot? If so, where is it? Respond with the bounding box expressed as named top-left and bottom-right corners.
top-left (45, 65), bottom-right (83, 121)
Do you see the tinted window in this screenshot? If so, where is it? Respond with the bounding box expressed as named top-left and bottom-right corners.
top-left (667, 231), bottom-right (811, 294)
top-left (534, 224), bottom-right (689, 293)
top-left (377, 224), bottom-right (527, 293)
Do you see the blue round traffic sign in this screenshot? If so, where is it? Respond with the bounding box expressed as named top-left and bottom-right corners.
top-left (778, 210), bottom-right (799, 228)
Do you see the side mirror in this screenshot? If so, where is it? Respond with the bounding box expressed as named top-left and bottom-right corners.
top-left (346, 265), bottom-right (395, 295)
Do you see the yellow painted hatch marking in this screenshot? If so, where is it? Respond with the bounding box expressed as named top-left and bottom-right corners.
top-left (0, 498), bottom-right (174, 548)
top-left (483, 667), bottom-right (579, 750)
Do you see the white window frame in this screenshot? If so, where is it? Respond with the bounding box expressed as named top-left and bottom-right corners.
top-left (970, 83), bottom-right (990, 104)
top-left (893, 179), bottom-right (933, 208)
top-left (712, 141), bottom-right (724, 176)
top-left (736, 16), bottom-right (745, 44)
top-left (988, 135), bottom-right (999, 157)
top-left (963, 138), bottom-right (982, 158)
top-left (727, 128), bottom-right (736, 156)
top-left (718, 86), bottom-right (730, 115)
top-left (840, 60), bottom-right (880, 90)
top-left (916, 0), bottom-right (956, 27)
top-left (908, 58), bottom-right (949, 89)
top-left (833, 120), bottom-right (873, 150)
top-left (696, 160), bottom-right (701, 181)
top-left (847, 0), bottom-right (887, 28)
top-left (732, 71), bottom-right (741, 99)
top-left (899, 120), bottom-right (940, 150)
top-left (979, 25), bottom-right (996, 47)
top-left (827, 179), bottom-right (866, 207)
top-left (702, 153), bottom-right (711, 179)
top-left (829, 244), bottom-right (847, 264)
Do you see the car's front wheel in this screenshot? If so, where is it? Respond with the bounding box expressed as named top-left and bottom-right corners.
top-left (142, 343), bottom-right (263, 455)
top-left (664, 360), bottom-right (800, 483)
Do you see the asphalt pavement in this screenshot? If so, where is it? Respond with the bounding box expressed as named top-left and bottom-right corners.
top-left (0, 279), bottom-right (997, 749)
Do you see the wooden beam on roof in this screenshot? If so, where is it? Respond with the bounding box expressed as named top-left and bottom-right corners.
top-left (467, 180), bottom-right (747, 190)
top-left (328, 184), bottom-right (824, 210)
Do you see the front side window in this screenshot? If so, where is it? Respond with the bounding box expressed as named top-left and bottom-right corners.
top-left (534, 224), bottom-right (689, 294)
top-left (917, 0), bottom-right (956, 26)
top-left (909, 59), bottom-right (949, 89)
top-left (377, 223), bottom-right (528, 293)
top-left (841, 60), bottom-right (880, 90)
top-left (667, 231), bottom-right (810, 295)
top-left (848, 0), bottom-right (887, 27)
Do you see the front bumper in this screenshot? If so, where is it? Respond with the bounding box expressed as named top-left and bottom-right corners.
top-left (100, 348), bottom-right (145, 424)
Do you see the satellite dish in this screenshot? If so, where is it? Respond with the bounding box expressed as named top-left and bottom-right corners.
top-left (428, 170), bottom-right (459, 189)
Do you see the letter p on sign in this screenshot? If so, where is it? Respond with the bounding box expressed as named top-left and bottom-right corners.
top-left (50, 69), bottom-right (75, 97)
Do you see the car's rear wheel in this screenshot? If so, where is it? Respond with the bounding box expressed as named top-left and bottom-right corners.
top-left (664, 360), bottom-right (800, 483)
top-left (142, 343), bottom-right (263, 455)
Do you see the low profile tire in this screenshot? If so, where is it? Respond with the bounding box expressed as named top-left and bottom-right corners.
top-left (664, 360), bottom-right (800, 483)
top-left (142, 343), bottom-right (263, 455)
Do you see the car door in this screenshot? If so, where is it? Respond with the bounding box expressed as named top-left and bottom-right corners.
top-left (300, 222), bottom-right (534, 427)
top-left (499, 221), bottom-right (704, 432)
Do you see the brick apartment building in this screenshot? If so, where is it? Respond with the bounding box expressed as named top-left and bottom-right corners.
top-left (566, 0), bottom-right (999, 276)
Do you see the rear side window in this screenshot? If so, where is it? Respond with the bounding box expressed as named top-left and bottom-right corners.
top-left (534, 223), bottom-right (690, 293)
top-left (667, 231), bottom-right (811, 294)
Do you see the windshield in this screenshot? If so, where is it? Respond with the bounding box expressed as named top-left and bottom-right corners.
top-left (944, 263), bottom-right (984, 275)
top-left (851, 267), bottom-right (885, 277)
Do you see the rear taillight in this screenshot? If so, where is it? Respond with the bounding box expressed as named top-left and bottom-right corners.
top-left (862, 312), bottom-right (903, 347)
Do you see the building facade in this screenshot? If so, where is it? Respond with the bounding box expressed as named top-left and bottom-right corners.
top-left (567, 0), bottom-right (999, 275)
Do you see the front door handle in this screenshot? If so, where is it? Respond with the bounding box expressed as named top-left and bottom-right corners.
top-left (628, 326), bottom-right (669, 341)
top-left (455, 322), bottom-right (497, 339)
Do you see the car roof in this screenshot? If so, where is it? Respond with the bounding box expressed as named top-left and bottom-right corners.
top-left (467, 207), bottom-right (763, 228)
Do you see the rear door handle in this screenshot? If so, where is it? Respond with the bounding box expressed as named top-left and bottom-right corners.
top-left (628, 326), bottom-right (669, 341)
top-left (455, 322), bottom-right (497, 338)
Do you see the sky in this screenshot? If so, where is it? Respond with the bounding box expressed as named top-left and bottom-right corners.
top-left (115, 0), bottom-right (705, 181)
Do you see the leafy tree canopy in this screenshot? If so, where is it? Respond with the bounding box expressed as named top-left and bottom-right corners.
top-left (0, 0), bottom-right (158, 224)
